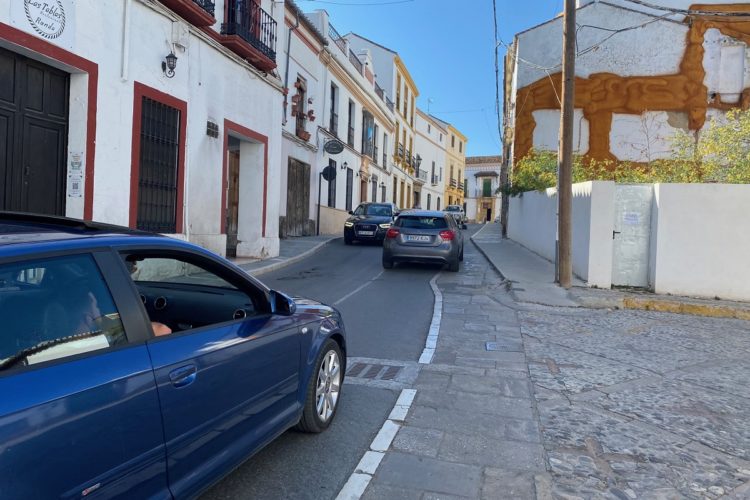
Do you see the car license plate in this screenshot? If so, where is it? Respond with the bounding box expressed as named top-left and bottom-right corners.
top-left (406, 235), bottom-right (430, 242)
top-left (358, 231), bottom-right (374, 236)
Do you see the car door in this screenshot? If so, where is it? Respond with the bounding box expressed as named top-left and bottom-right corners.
top-left (117, 249), bottom-right (302, 499)
top-left (0, 250), bottom-right (168, 499)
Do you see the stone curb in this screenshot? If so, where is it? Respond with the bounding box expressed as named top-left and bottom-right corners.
top-left (471, 227), bottom-right (750, 321)
top-left (245, 237), bottom-right (341, 277)
top-left (579, 294), bottom-right (750, 321)
top-left (469, 224), bottom-right (508, 282)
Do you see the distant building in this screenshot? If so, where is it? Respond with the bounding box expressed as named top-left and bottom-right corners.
top-left (346, 33), bottom-right (420, 209)
top-left (415, 110), bottom-right (449, 210)
top-left (465, 156), bottom-right (502, 223)
top-left (504, 0), bottom-right (750, 168)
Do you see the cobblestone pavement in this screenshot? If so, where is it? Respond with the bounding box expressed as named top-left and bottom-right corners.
top-left (522, 305), bottom-right (750, 499)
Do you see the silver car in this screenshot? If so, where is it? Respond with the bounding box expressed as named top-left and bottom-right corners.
top-left (382, 210), bottom-right (464, 272)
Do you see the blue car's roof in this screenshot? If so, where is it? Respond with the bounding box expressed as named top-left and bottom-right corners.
top-left (0, 213), bottom-right (185, 255)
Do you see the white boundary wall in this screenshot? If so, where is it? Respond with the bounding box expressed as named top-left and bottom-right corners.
top-left (507, 181), bottom-right (615, 288)
top-left (650, 184), bottom-right (750, 301)
top-left (509, 182), bottom-right (750, 301)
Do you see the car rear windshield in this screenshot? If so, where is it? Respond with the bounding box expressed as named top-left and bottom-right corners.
top-left (446, 206), bottom-right (461, 212)
top-left (396, 216), bottom-right (448, 229)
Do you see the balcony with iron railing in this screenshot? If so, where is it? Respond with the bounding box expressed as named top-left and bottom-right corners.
top-left (160, 0), bottom-right (215, 27)
top-left (458, 181), bottom-right (465, 191)
top-left (415, 169), bottom-right (428, 184)
top-left (220, 0), bottom-right (277, 71)
top-left (450, 178), bottom-right (458, 188)
top-left (349, 50), bottom-right (364, 74)
top-left (397, 144), bottom-right (405, 158)
top-left (431, 175), bottom-right (439, 186)
top-left (328, 22), bottom-right (347, 56)
top-left (385, 97), bottom-right (394, 112)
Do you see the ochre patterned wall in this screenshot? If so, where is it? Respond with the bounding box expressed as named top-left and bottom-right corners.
top-left (513, 4), bottom-right (750, 164)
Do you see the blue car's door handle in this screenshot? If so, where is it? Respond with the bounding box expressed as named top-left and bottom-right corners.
top-left (169, 365), bottom-right (197, 388)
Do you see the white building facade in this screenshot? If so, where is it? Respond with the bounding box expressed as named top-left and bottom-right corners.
top-left (346, 33), bottom-right (420, 210)
top-left (465, 156), bottom-right (502, 223)
top-left (303, 10), bottom-right (397, 234)
top-left (414, 110), bottom-right (447, 211)
top-left (1, 0), bottom-right (285, 259)
top-left (504, 0), bottom-right (750, 167)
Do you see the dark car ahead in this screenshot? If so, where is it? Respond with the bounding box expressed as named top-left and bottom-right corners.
top-left (0, 213), bottom-right (346, 499)
top-left (382, 210), bottom-right (464, 272)
top-left (344, 202), bottom-right (398, 244)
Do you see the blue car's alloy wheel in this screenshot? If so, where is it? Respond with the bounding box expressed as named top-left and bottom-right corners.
top-left (296, 339), bottom-right (343, 433)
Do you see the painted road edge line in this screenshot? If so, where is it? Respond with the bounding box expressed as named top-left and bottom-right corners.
top-left (333, 270), bottom-right (385, 306)
top-left (335, 388), bottom-right (418, 500)
top-left (418, 272), bottom-right (442, 364)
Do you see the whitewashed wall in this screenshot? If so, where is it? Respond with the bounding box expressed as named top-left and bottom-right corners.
top-left (1, 0), bottom-right (284, 259)
top-left (415, 112), bottom-right (447, 210)
top-left (508, 181), bottom-right (615, 288)
top-left (511, 0), bottom-right (750, 164)
top-left (650, 184), bottom-right (750, 301)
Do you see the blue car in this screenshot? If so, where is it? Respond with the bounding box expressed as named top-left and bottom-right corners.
top-left (0, 212), bottom-right (346, 499)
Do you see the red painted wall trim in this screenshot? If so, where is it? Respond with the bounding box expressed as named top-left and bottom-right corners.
top-left (130, 82), bottom-right (188, 234)
top-left (221, 119), bottom-right (269, 238)
top-left (0, 22), bottom-right (99, 220)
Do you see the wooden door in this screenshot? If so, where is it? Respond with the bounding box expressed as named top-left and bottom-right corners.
top-left (285, 158), bottom-right (311, 237)
top-left (226, 150), bottom-right (240, 257)
top-left (0, 46), bottom-right (69, 215)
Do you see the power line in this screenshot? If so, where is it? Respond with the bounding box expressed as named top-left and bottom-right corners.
top-left (297, 0), bottom-right (414, 5)
top-left (620, 0), bottom-right (750, 17)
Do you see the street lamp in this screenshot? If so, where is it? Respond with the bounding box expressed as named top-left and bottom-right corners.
top-left (162, 51), bottom-right (178, 78)
top-left (415, 154), bottom-right (422, 171)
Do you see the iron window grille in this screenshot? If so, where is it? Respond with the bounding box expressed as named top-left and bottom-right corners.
top-left (137, 97), bottom-right (181, 233)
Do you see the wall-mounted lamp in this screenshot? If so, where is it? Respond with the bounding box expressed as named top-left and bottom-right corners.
top-left (380, 182), bottom-right (386, 188)
top-left (162, 51), bottom-right (178, 78)
top-left (415, 154), bottom-right (422, 170)
top-left (340, 162), bottom-right (348, 170)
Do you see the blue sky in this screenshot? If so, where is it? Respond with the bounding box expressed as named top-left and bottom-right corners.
top-left (295, 0), bottom-right (562, 157)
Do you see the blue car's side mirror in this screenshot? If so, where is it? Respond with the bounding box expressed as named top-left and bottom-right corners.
top-left (270, 290), bottom-right (296, 316)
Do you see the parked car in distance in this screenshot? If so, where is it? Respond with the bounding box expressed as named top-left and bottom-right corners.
top-left (382, 210), bottom-right (464, 272)
top-left (445, 205), bottom-right (467, 229)
top-left (0, 212), bottom-right (347, 499)
top-left (344, 202), bottom-right (399, 245)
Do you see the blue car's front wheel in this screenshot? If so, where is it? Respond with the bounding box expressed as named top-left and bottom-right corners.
top-left (296, 339), bottom-right (343, 433)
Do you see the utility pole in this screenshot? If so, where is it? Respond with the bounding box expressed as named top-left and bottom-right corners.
top-left (558, 0), bottom-right (576, 289)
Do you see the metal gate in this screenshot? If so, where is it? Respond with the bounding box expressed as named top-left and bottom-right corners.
top-left (285, 158), bottom-right (310, 236)
top-left (0, 47), bottom-right (69, 215)
top-left (611, 185), bottom-right (653, 287)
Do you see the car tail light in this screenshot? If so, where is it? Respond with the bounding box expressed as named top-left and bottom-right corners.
top-left (386, 228), bottom-right (400, 239)
top-left (439, 230), bottom-right (455, 241)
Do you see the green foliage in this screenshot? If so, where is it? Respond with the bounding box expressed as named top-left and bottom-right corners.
top-left (503, 109), bottom-right (750, 196)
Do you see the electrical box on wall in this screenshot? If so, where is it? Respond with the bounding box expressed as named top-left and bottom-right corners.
top-left (172, 21), bottom-right (190, 49)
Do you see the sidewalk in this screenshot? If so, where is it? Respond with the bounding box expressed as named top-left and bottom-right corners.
top-left (231, 234), bottom-right (340, 277)
top-left (471, 224), bottom-right (750, 321)
top-left (360, 242), bottom-right (551, 499)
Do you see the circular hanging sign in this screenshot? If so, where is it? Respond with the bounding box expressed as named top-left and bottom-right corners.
top-left (322, 166), bottom-right (337, 182)
top-left (324, 139), bottom-right (345, 155)
top-left (25, 0), bottom-right (66, 40)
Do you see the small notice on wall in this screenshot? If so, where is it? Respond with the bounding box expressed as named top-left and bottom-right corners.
top-left (68, 151), bottom-right (83, 198)
top-left (68, 174), bottom-right (82, 198)
top-left (623, 212), bottom-right (640, 226)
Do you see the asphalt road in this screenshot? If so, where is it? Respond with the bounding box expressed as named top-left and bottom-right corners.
top-left (201, 237), bottom-right (449, 499)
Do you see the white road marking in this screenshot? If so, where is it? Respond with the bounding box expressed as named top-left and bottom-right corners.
top-left (418, 272), bottom-right (443, 364)
top-left (334, 388), bottom-right (418, 500)
top-left (333, 270), bottom-right (384, 306)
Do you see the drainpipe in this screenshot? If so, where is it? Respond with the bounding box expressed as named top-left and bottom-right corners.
top-left (283, 12), bottom-right (300, 125)
top-left (121, 0), bottom-right (132, 81)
